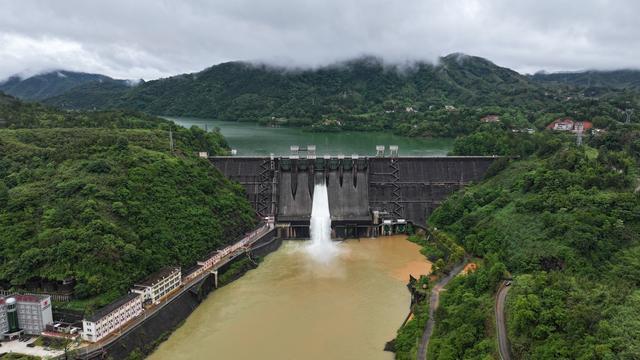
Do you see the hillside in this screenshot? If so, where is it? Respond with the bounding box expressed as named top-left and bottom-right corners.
top-left (531, 69), bottom-right (640, 90)
top-left (42, 80), bottom-right (133, 109)
top-left (395, 125), bottom-right (640, 359)
top-left (43, 54), bottom-right (550, 121)
top-left (0, 70), bottom-right (133, 101)
top-left (0, 94), bottom-right (255, 310)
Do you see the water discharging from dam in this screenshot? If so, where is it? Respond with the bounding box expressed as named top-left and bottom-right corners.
top-left (149, 237), bottom-right (431, 360)
top-left (148, 178), bottom-right (434, 360)
top-left (306, 182), bottom-right (340, 263)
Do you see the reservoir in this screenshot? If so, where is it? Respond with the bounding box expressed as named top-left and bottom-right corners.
top-left (148, 236), bottom-right (431, 360)
top-left (169, 117), bottom-right (453, 156)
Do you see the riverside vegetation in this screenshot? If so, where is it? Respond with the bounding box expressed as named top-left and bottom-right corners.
top-left (0, 93), bottom-right (256, 311)
top-left (395, 123), bottom-right (640, 359)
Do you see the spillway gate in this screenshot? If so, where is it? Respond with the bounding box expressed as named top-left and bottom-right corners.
top-left (210, 150), bottom-right (498, 238)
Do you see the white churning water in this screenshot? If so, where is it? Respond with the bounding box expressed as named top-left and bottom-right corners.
top-left (305, 182), bottom-right (341, 263)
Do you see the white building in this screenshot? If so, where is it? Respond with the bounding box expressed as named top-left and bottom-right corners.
top-left (182, 264), bottom-right (206, 283)
top-left (197, 249), bottom-right (223, 270)
top-left (131, 267), bottom-right (181, 305)
top-left (82, 293), bottom-right (142, 343)
top-left (0, 300), bottom-right (6, 334)
top-left (0, 295), bottom-right (53, 337)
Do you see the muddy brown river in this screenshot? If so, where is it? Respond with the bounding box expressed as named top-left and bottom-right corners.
top-left (148, 236), bottom-right (430, 360)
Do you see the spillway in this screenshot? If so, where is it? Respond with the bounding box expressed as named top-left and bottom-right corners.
top-left (305, 182), bottom-right (340, 263)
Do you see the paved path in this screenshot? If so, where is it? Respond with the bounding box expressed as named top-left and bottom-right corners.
top-left (417, 261), bottom-right (466, 360)
top-left (495, 283), bottom-right (512, 360)
top-left (0, 338), bottom-right (63, 358)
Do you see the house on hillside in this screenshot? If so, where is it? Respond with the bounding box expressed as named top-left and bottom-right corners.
top-left (548, 118), bottom-right (575, 131)
top-left (481, 115), bottom-right (501, 123)
top-left (131, 267), bottom-right (181, 306)
top-left (547, 118), bottom-right (593, 133)
top-left (512, 128), bottom-right (536, 134)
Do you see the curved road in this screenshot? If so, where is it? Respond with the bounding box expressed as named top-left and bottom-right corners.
top-left (417, 261), bottom-right (466, 360)
top-left (495, 283), bottom-right (512, 360)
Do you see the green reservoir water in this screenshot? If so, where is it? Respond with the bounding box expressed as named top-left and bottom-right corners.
top-left (169, 117), bottom-right (453, 156)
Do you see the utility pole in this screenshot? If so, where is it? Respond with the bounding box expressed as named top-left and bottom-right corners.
top-left (169, 128), bottom-right (174, 153)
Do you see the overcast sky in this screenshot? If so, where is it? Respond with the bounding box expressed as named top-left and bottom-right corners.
top-left (1, 0), bottom-right (639, 80)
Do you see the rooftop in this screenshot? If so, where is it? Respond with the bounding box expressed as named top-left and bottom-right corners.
top-left (86, 292), bottom-right (140, 322)
top-left (200, 248), bottom-right (223, 263)
top-left (0, 294), bottom-right (50, 304)
top-left (183, 264), bottom-right (204, 278)
top-left (134, 266), bottom-right (180, 288)
top-left (481, 114), bottom-right (501, 122)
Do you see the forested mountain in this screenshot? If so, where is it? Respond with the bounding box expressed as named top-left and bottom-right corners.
top-left (0, 92), bottom-right (255, 310)
top-left (395, 124), bottom-right (640, 359)
top-left (36, 80), bottom-right (134, 110)
top-left (0, 70), bottom-right (133, 101)
top-left (531, 69), bottom-right (640, 90)
top-left (43, 54), bottom-right (549, 119)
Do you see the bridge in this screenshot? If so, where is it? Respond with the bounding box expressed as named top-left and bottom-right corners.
top-left (210, 146), bottom-right (498, 238)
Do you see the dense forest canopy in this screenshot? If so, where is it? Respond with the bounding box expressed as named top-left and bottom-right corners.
top-left (0, 93), bottom-right (255, 310)
top-left (531, 69), bottom-right (640, 90)
top-left (395, 123), bottom-right (640, 359)
top-left (0, 70), bottom-right (132, 101)
top-left (42, 54), bottom-right (544, 117)
top-left (18, 54), bottom-right (634, 140)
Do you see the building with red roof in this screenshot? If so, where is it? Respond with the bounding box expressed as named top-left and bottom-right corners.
top-left (547, 118), bottom-right (593, 133)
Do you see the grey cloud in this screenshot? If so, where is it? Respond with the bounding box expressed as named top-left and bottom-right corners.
top-left (0, 0), bottom-right (639, 80)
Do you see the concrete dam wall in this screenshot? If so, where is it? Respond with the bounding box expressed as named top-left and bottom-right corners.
top-left (368, 157), bottom-right (495, 226)
top-left (210, 155), bottom-right (497, 230)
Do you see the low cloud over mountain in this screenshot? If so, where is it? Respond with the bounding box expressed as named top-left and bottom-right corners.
top-left (2, 0), bottom-right (640, 80)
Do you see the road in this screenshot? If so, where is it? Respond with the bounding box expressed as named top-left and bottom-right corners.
top-left (417, 261), bottom-right (466, 360)
top-left (495, 283), bottom-right (512, 360)
top-left (74, 224), bottom-right (273, 358)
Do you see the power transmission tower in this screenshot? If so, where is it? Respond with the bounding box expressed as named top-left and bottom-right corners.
top-left (576, 122), bottom-right (584, 146)
top-left (576, 128), bottom-right (583, 146)
top-left (625, 109), bottom-right (633, 124)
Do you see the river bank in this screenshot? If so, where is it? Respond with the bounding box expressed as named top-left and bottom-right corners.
top-left (148, 236), bottom-right (431, 360)
top-left (72, 228), bottom-right (281, 360)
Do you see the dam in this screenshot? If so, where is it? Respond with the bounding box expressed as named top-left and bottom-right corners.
top-left (210, 145), bottom-right (497, 237)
